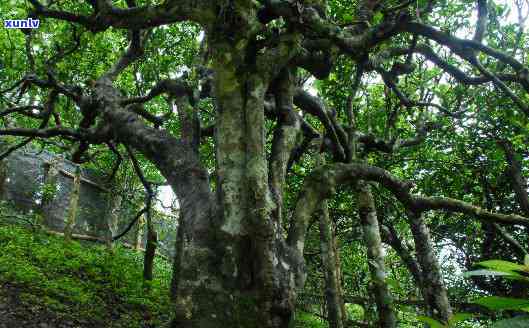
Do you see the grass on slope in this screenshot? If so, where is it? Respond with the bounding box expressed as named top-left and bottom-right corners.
top-left (0, 222), bottom-right (173, 327)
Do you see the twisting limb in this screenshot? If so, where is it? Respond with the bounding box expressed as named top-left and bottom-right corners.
top-left (124, 144), bottom-right (157, 282)
top-left (380, 223), bottom-right (423, 285)
top-left (0, 90), bottom-right (60, 160)
top-left (103, 29), bottom-right (150, 82)
top-left (70, 27), bottom-right (150, 163)
top-left (469, 58), bottom-right (529, 116)
top-left (400, 22), bottom-right (529, 110)
top-left (126, 104), bottom-right (166, 127)
top-left (294, 89), bottom-right (347, 161)
top-left (112, 207), bottom-right (148, 242)
top-left (376, 66), bottom-right (465, 118)
top-left (498, 139), bottom-right (529, 217)
top-left (0, 105), bottom-right (44, 118)
top-left (288, 162), bottom-right (529, 257)
top-left (382, 44), bottom-right (525, 88)
top-left (28, 0), bottom-right (214, 32)
top-left (22, 73), bottom-right (82, 102)
top-left (492, 223), bottom-right (528, 257)
top-left (121, 79), bottom-right (192, 105)
top-left (0, 79), bottom-right (26, 96)
top-left (106, 142), bottom-right (123, 183)
top-left (402, 22), bottom-right (528, 72)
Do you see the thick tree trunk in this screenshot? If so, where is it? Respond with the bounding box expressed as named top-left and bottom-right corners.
top-left (356, 181), bottom-right (397, 328)
top-left (92, 26), bottom-right (302, 326)
top-left (319, 200), bottom-right (344, 328)
top-left (167, 52), bottom-right (300, 327)
top-left (408, 211), bottom-right (452, 322)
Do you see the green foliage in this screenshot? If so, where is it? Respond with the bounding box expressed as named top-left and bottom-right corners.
top-left (473, 297), bottom-right (529, 312)
top-left (41, 182), bottom-right (58, 203)
top-left (464, 259), bottom-right (529, 281)
top-left (464, 257), bottom-right (529, 326)
top-left (418, 313), bottom-right (474, 327)
top-left (293, 311), bottom-right (325, 328)
top-left (0, 223), bottom-right (173, 327)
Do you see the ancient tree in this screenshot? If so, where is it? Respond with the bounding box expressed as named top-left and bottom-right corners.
top-left (1, 0), bottom-right (529, 326)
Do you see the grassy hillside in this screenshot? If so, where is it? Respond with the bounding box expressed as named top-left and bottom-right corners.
top-left (0, 207), bottom-right (173, 328)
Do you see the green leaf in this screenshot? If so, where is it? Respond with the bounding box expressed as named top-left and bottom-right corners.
top-left (477, 260), bottom-right (527, 273)
top-left (342, 13), bottom-right (353, 23)
top-left (491, 316), bottom-right (529, 328)
top-left (473, 296), bottom-right (529, 311)
top-left (417, 316), bottom-right (446, 328)
top-left (373, 12), bottom-right (384, 24)
top-left (463, 269), bottom-right (512, 277)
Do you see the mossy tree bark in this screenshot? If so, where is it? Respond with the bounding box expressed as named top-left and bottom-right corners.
top-left (356, 181), bottom-right (397, 328)
top-left (331, 230), bottom-right (347, 325)
top-left (319, 200), bottom-right (344, 328)
top-left (169, 34), bottom-right (302, 326)
top-left (408, 211), bottom-right (452, 322)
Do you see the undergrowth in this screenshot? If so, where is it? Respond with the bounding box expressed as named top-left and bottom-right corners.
top-left (0, 208), bottom-right (173, 327)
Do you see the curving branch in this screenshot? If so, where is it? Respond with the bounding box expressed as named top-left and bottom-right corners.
top-left (269, 69), bottom-right (301, 224)
top-left (294, 89), bottom-right (346, 161)
top-left (122, 79), bottom-right (191, 105)
top-left (401, 22), bottom-right (529, 112)
top-left (288, 163), bottom-right (529, 254)
top-left (29, 0), bottom-right (214, 32)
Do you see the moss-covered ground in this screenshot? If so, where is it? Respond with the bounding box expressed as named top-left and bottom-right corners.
top-left (0, 210), bottom-right (173, 327)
